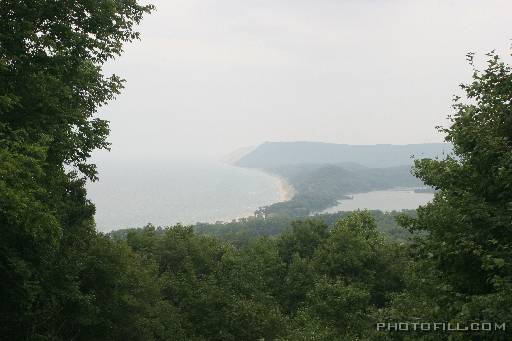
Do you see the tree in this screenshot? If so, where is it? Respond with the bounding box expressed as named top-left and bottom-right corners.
top-left (277, 220), bottom-right (330, 263)
top-left (0, 0), bottom-right (153, 179)
top-left (77, 234), bottom-right (186, 341)
top-left (0, 1), bottom-right (153, 339)
top-left (397, 51), bottom-right (512, 339)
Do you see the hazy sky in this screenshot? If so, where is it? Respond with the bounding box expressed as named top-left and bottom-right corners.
top-left (95, 0), bottom-right (512, 160)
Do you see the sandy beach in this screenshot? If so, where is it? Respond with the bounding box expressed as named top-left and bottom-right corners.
top-left (273, 175), bottom-right (296, 202)
top-left (216, 174), bottom-right (295, 222)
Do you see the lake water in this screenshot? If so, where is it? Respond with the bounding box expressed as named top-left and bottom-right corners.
top-left (87, 159), bottom-right (282, 232)
top-left (322, 189), bottom-right (435, 213)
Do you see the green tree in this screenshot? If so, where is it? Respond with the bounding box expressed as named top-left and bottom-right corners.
top-left (126, 225), bottom-right (288, 340)
top-left (77, 235), bottom-right (186, 341)
top-left (0, 0), bottom-right (153, 179)
top-left (277, 220), bottom-right (330, 263)
top-left (396, 52), bottom-right (512, 339)
top-left (0, 1), bottom-right (153, 339)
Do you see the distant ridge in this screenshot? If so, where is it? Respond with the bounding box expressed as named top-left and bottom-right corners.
top-left (234, 141), bottom-right (452, 169)
top-left (221, 145), bottom-right (256, 164)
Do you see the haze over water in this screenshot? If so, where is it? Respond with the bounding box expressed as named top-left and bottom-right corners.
top-left (89, 0), bottom-right (510, 232)
top-left (87, 159), bottom-right (282, 232)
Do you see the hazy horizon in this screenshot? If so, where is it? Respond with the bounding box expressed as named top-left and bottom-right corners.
top-left (93, 0), bottom-right (512, 162)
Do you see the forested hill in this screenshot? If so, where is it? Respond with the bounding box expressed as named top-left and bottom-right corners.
top-left (229, 142), bottom-right (447, 218)
top-left (234, 141), bottom-right (452, 168)
top-left (254, 163), bottom-right (424, 218)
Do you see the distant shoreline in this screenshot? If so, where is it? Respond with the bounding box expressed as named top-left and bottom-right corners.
top-left (212, 167), bottom-right (296, 223)
top-left (225, 158), bottom-right (297, 205)
top-left (273, 175), bottom-right (296, 202)
top-left (222, 174), bottom-right (296, 221)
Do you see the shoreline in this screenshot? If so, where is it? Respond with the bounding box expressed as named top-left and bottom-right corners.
top-left (212, 170), bottom-right (296, 223)
top-left (224, 160), bottom-right (296, 203)
top-left (273, 175), bottom-right (296, 202)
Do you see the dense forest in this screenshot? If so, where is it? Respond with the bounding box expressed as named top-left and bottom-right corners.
top-left (253, 163), bottom-right (425, 217)
top-left (1, 1), bottom-right (511, 340)
top-left (111, 210), bottom-right (416, 246)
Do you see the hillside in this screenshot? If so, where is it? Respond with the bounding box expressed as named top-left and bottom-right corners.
top-left (255, 163), bottom-right (424, 217)
top-left (234, 141), bottom-right (452, 168)
top-left (229, 142), bottom-right (448, 217)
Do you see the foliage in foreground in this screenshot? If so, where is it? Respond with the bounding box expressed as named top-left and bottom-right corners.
top-left (0, 0), bottom-right (154, 339)
top-left (2, 0), bottom-right (512, 338)
top-left (384, 52), bottom-right (512, 340)
top-left (119, 212), bottom-right (408, 340)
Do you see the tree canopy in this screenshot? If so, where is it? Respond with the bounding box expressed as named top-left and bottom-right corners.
top-left (0, 1), bottom-right (153, 339)
top-left (393, 52), bottom-right (512, 340)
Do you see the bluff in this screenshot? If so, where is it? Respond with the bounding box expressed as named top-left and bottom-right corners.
top-left (234, 141), bottom-right (451, 169)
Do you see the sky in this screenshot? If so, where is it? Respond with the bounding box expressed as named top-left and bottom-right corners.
top-left (94, 0), bottom-right (512, 160)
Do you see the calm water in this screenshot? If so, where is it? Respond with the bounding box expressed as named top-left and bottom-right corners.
top-left (87, 159), bottom-right (281, 232)
top-left (322, 189), bottom-right (434, 214)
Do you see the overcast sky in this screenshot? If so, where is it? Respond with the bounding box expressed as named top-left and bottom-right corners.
top-left (95, 0), bottom-right (512, 160)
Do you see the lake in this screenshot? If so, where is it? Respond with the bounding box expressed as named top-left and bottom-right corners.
top-left (87, 159), bottom-right (282, 232)
top-left (322, 188), bottom-right (435, 213)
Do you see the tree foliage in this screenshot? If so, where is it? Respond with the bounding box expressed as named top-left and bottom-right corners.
top-left (393, 52), bottom-right (512, 340)
top-left (0, 1), bottom-right (153, 339)
top-left (0, 0), bottom-right (153, 179)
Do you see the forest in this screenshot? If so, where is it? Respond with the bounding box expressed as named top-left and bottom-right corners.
top-left (233, 143), bottom-right (448, 218)
top-left (1, 1), bottom-right (511, 340)
top-left (111, 210), bottom-right (416, 247)
top-left (253, 164), bottom-right (425, 218)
